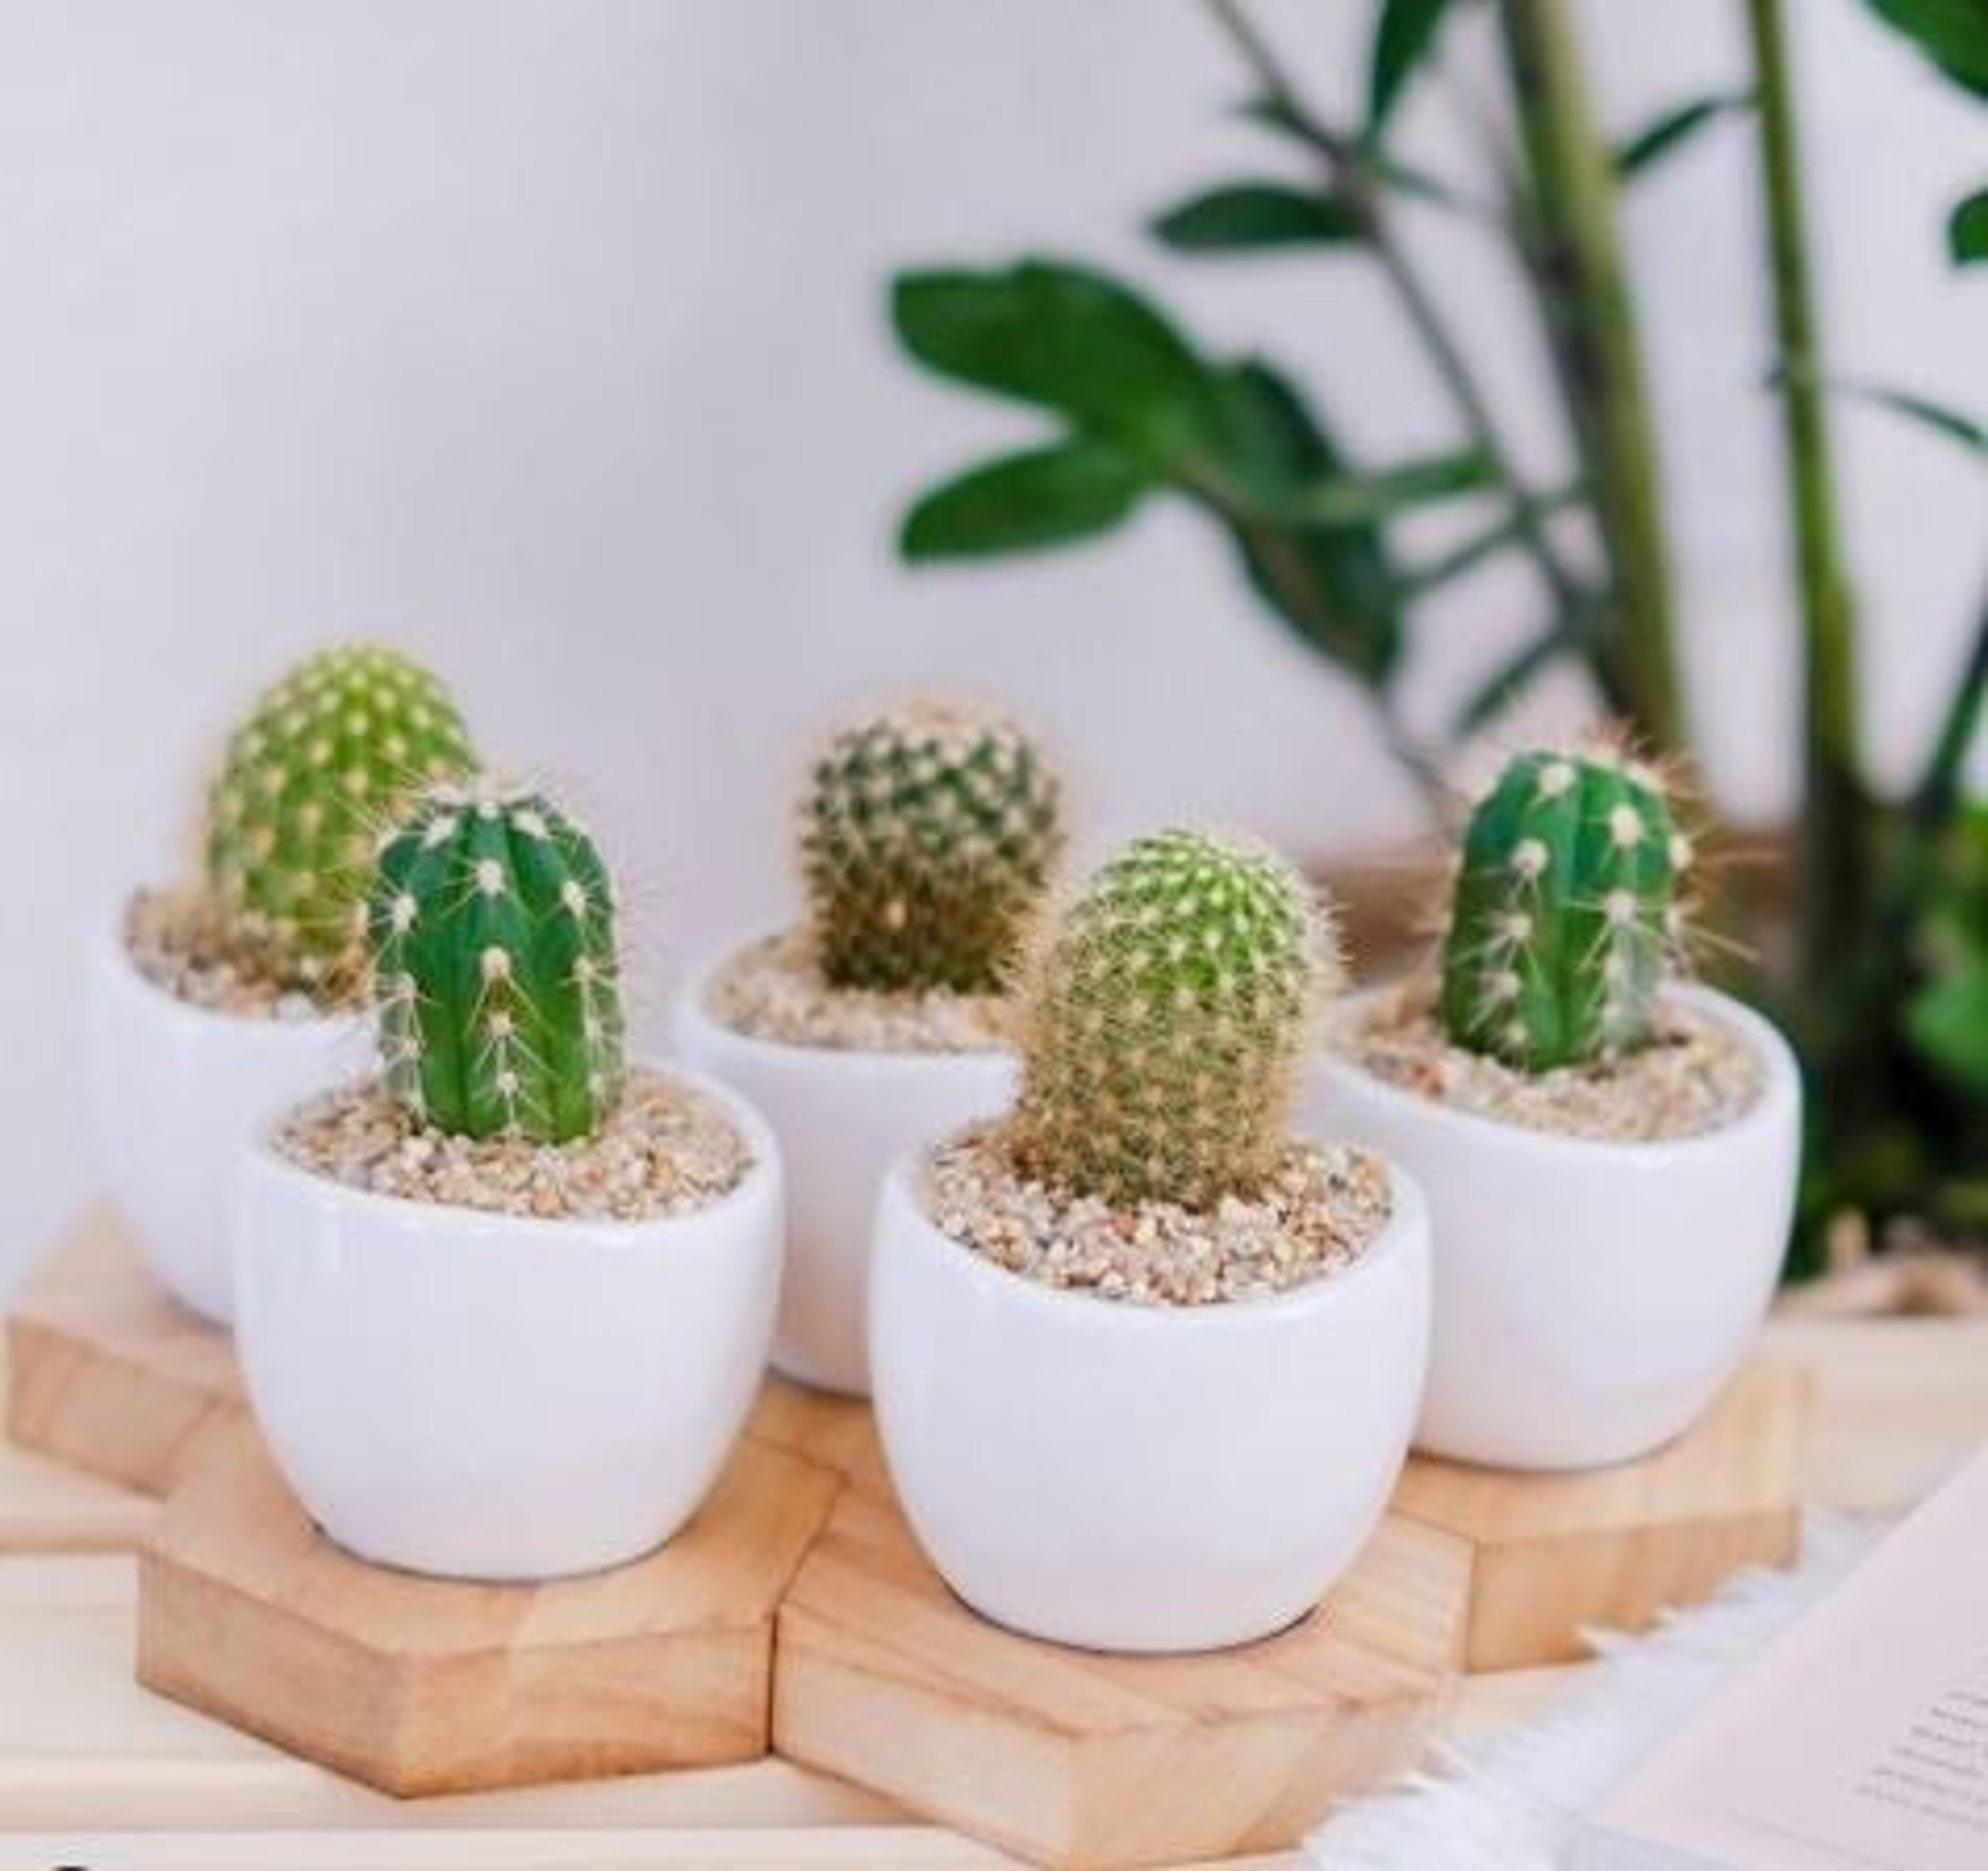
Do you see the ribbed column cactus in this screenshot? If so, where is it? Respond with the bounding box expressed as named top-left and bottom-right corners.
top-left (1010, 828), bottom-right (1332, 1210)
top-left (800, 699), bottom-right (1063, 993)
top-left (204, 645), bottom-right (475, 990)
top-left (1439, 747), bottom-right (1689, 1072)
top-left (367, 783), bottom-right (624, 1143)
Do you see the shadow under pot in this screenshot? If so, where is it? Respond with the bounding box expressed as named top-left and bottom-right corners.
top-left (90, 910), bottom-right (367, 1326)
top-left (232, 1065), bottom-right (783, 1583)
top-left (867, 1150), bottom-right (1432, 1654)
top-left (1306, 983), bottom-right (1802, 1471)
top-left (673, 952), bottom-right (1015, 1397)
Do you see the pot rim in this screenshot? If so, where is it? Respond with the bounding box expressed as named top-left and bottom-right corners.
top-left (882, 1143), bottom-right (1427, 1336)
top-left (100, 895), bottom-right (360, 1041)
top-left (1318, 980), bottom-right (1800, 1165)
top-left (677, 930), bottom-right (1015, 1072)
top-left (244, 1058), bottom-right (781, 1250)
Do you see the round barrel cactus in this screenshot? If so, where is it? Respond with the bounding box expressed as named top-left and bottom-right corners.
top-left (204, 645), bottom-right (475, 990)
top-left (1439, 747), bottom-right (1689, 1072)
top-left (800, 699), bottom-right (1063, 994)
top-left (367, 783), bottom-right (624, 1143)
top-left (1010, 828), bottom-right (1332, 1210)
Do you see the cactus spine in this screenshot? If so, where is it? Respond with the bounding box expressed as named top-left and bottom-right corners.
top-left (1010, 828), bottom-right (1332, 1210)
top-left (1439, 747), bottom-right (1689, 1072)
top-left (204, 646), bottom-right (475, 990)
top-left (367, 783), bottom-right (624, 1143)
top-left (800, 699), bottom-right (1063, 994)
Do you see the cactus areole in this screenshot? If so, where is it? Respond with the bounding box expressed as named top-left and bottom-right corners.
top-left (1439, 748), bottom-right (1688, 1074)
top-left (1010, 828), bottom-right (1332, 1212)
top-left (204, 646), bottom-right (476, 992)
top-left (800, 699), bottom-right (1063, 995)
top-left (367, 783), bottom-right (625, 1144)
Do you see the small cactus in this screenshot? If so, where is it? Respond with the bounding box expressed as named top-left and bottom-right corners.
top-left (1009, 828), bottom-right (1332, 1210)
top-left (1439, 747), bottom-right (1690, 1072)
top-left (800, 699), bottom-right (1063, 994)
top-left (367, 782), bottom-right (624, 1143)
top-left (204, 646), bottom-right (475, 990)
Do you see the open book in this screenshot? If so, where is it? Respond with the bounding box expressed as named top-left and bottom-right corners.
top-left (1572, 1443), bottom-right (1988, 1870)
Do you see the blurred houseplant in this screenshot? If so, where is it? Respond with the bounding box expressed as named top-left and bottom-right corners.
top-left (883, 0), bottom-right (1986, 1279)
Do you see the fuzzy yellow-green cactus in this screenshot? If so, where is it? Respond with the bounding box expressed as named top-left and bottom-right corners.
top-left (1439, 746), bottom-right (1692, 1072)
top-left (800, 699), bottom-right (1063, 993)
top-left (1008, 828), bottom-right (1334, 1210)
top-left (203, 646), bottom-right (475, 992)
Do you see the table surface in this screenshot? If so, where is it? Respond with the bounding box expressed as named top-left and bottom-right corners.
top-left (2, 1304), bottom-right (1984, 1869)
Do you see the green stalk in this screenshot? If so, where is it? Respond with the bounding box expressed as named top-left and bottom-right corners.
top-left (1744, 0), bottom-right (1870, 1020)
top-left (1205, 0), bottom-right (1594, 665)
top-left (1498, 0), bottom-right (1689, 752)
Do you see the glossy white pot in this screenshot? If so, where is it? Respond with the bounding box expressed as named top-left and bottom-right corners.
top-left (89, 915), bottom-right (368, 1325)
top-left (673, 959), bottom-right (1015, 1396)
top-left (1307, 985), bottom-right (1801, 1470)
top-left (869, 1152), bottom-right (1431, 1653)
top-left (233, 1065), bottom-right (783, 1582)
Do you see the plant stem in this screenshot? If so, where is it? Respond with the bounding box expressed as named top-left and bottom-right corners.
top-left (1498, 0), bottom-right (1689, 752)
top-left (1204, 0), bottom-right (1593, 665)
top-left (1912, 581), bottom-right (1986, 827)
top-left (1745, 0), bottom-right (1870, 1018)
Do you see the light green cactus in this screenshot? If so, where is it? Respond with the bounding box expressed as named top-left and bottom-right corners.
top-left (366, 783), bottom-right (624, 1143)
top-left (204, 646), bottom-right (475, 991)
top-left (800, 699), bottom-right (1063, 994)
top-left (1008, 828), bottom-right (1332, 1210)
top-left (1439, 747), bottom-right (1691, 1072)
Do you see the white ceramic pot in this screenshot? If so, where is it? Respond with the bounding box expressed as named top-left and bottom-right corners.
top-left (233, 1065), bottom-right (783, 1582)
top-left (88, 914), bottom-right (368, 1325)
top-left (868, 1153), bottom-right (1431, 1653)
top-left (1306, 984), bottom-right (1802, 1471)
top-left (673, 958), bottom-right (1015, 1396)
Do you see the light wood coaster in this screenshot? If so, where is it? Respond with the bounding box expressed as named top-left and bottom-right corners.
top-left (7, 1208), bottom-right (242, 1496)
top-left (137, 1416), bottom-right (843, 1797)
top-left (1387, 1360), bottom-right (1809, 1670)
top-left (772, 1466), bottom-right (1450, 1871)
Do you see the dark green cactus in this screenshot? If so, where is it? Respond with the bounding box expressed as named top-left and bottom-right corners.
top-left (204, 646), bottom-right (475, 991)
top-left (1439, 747), bottom-right (1690, 1072)
top-left (1010, 828), bottom-right (1331, 1210)
top-left (800, 699), bottom-right (1063, 994)
top-left (367, 784), bottom-right (624, 1143)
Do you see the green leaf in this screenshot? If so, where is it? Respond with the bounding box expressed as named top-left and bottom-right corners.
top-left (1449, 622), bottom-right (1573, 737)
top-left (1405, 482), bottom-right (1587, 593)
top-left (1613, 92), bottom-right (1751, 178)
top-left (898, 438), bottom-right (1150, 561)
top-left (1864, 0), bottom-right (1988, 98)
top-left (1841, 381), bottom-right (1988, 457)
top-left (1771, 363), bottom-right (1988, 459)
top-left (1201, 360), bottom-right (1405, 684)
top-left (1950, 187), bottom-right (1988, 264)
top-left (1907, 964), bottom-right (1988, 1094)
top-left (890, 260), bottom-right (1220, 461)
top-left (1369, 0), bottom-right (1454, 135)
top-left (1286, 448), bottom-right (1496, 527)
top-left (1150, 182), bottom-right (1367, 252)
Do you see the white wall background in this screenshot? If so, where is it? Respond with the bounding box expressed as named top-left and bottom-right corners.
top-left (0, 0), bottom-right (1979, 1294)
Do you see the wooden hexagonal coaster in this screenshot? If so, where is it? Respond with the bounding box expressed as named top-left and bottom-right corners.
top-left (6, 1209), bottom-right (242, 1496)
top-left (137, 1415), bottom-right (843, 1796)
top-left (773, 1479), bottom-right (1449, 1871)
top-left (1388, 1360), bottom-right (1810, 1671)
